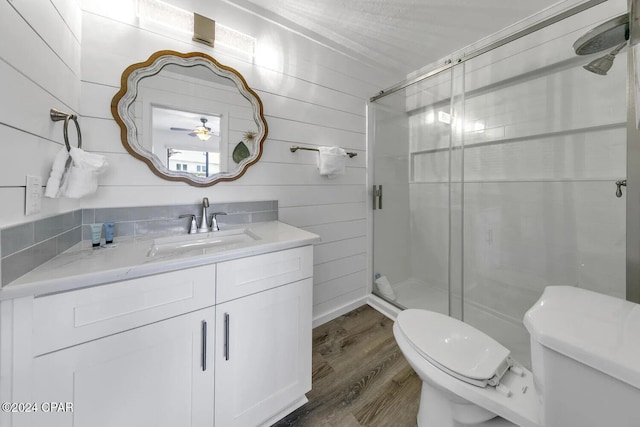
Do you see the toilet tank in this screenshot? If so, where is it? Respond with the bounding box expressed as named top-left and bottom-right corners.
top-left (524, 286), bottom-right (640, 427)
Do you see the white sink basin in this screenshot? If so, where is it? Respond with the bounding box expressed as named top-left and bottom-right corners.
top-left (147, 228), bottom-right (260, 257)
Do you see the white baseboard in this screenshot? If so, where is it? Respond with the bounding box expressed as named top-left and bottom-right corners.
top-left (312, 296), bottom-right (368, 328)
top-left (312, 293), bottom-right (405, 328)
top-left (260, 396), bottom-right (308, 427)
top-left (366, 294), bottom-right (401, 320)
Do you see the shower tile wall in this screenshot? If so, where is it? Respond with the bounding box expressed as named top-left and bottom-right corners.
top-left (398, 0), bottom-right (627, 364)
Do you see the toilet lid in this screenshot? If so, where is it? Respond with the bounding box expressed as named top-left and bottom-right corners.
top-left (396, 309), bottom-right (512, 387)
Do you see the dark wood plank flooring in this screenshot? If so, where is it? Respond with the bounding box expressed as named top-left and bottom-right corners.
top-left (273, 305), bottom-right (421, 427)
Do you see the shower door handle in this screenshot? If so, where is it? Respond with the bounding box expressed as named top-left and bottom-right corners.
top-left (373, 185), bottom-right (383, 210)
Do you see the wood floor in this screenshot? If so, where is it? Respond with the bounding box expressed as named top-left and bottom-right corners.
top-left (273, 305), bottom-right (421, 427)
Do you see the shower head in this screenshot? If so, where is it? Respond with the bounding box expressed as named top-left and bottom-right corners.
top-left (573, 13), bottom-right (629, 55)
top-left (583, 42), bottom-right (626, 75)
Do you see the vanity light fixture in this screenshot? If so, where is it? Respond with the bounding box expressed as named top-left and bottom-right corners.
top-left (137, 0), bottom-right (193, 35)
top-left (193, 13), bottom-right (215, 47)
top-left (137, 0), bottom-right (254, 56)
top-left (216, 24), bottom-right (256, 57)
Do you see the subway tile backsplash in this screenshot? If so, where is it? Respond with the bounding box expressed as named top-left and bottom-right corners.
top-left (1, 200), bottom-right (277, 286)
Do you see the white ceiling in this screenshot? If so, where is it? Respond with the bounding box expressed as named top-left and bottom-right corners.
top-left (226, 0), bottom-right (560, 77)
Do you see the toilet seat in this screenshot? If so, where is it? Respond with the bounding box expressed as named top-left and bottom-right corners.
top-left (396, 309), bottom-right (513, 388)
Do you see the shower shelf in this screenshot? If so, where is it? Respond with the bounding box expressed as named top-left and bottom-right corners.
top-left (409, 121), bottom-right (625, 157)
top-left (408, 177), bottom-right (621, 184)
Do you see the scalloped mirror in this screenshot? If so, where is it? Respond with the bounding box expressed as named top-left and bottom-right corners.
top-left (111, 50), bottom-right (268, 187)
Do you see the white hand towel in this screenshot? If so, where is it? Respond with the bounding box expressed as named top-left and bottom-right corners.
top-left (317, 146), bottom-right (347, 179)
top-left (44, 147), bottom-right (70, 198)
top-left (61, 147), bottom-right (108, 199)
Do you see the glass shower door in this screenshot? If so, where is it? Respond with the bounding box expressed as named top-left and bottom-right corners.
top-left (371, 68), bottom-right (459, 316)
top-left (460, 6), bottom-right (627, 367)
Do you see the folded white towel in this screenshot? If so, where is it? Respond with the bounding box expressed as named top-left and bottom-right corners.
top-left (317, 146), bottom-right (347, 179)
top-left (61, 147), bottom-right (108, 199)
top-left (44, 147), bottom-right (70, 198)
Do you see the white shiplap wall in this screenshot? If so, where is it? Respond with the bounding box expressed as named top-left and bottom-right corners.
top-left (0, 0), bottom-right (83, 225)
top-left (0, 0), bottom-right (397, 324)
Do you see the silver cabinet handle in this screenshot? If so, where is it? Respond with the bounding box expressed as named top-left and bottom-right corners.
top-left (224, 313), bottom-right (230, 361)
top-left (201, 320), bottom-right (207, 371)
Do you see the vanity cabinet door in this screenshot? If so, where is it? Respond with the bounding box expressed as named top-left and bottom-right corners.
top-left (28, 308), bottom-right (215, 427)
top-left (214, 278), bottom-right (312, 427)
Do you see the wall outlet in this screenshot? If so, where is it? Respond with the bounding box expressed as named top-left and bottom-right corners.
top-left (25, 175), bottom-right (42, 216)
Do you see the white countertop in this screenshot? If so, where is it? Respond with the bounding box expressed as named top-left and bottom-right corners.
top-left (1, 221), bottom-right (319, 300)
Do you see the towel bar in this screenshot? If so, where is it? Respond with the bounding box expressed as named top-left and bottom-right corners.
top-left (50, 108), bottom-right (82, 152)
top-left (290, 146), bottom-right (357, 158)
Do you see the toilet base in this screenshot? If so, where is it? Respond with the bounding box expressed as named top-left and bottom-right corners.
top-left (418, 381), bottom-right (515, 427)
top-left (394, 319), bottom-right (539, 427)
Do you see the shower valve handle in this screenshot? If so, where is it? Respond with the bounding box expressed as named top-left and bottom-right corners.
top-left (615, 179), bottom-right (626, 198)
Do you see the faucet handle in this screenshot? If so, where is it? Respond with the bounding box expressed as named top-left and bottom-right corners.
top-left (179, 214), bottom-right (198, 234)
top-left (209, 212), bottom-right (227, 231)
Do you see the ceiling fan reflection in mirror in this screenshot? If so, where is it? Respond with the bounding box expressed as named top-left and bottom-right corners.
top-left (170, 117), bottom-right (216, 141)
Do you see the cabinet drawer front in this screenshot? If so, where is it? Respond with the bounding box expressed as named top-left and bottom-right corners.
top-left (33, 264), bottom-right (216, 355)
top-left (216, 246), bottom-right (312, 303)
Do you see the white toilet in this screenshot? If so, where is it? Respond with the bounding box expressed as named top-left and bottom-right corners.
top-left (393, 286), bottom-right (640, 427)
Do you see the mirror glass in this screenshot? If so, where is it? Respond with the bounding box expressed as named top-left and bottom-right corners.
top-left (111, 51), bottom-right (267, 186)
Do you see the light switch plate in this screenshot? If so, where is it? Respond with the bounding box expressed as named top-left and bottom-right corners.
top-left (25, 175), bottom-right (42, 216)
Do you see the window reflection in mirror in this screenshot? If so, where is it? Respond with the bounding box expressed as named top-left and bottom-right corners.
top-left (167, 148), bottom-right (220, 176)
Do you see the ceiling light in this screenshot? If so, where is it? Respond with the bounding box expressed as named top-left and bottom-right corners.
top-left (193, 118), bottom-right (212, 141)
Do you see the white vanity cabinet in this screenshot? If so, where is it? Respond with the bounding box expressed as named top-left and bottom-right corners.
top-left (214, 246), bottom-right (313, 427)
top-left (1, 242), bottom-right (314, 427)
top-left (30, 308), bottom-right (215, 427)
top-left (10, 264), bottom-right (218, 427)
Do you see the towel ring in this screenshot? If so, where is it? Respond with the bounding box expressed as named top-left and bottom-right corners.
top-left (50, 108), bottom-right (82, 152)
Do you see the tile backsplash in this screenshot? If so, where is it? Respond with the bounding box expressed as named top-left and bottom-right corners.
top-left (1, 200), bottom-right (277, 286)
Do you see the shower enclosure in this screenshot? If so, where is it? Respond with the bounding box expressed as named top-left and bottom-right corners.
top-left (370, 0), bottom-right (628, 367)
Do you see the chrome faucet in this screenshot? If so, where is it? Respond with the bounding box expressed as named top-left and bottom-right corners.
top-left (198, 197), bottom-right (210, 232)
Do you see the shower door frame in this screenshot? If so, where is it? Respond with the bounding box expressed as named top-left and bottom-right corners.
top-left (626, 0), bottom-right (640, 303)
